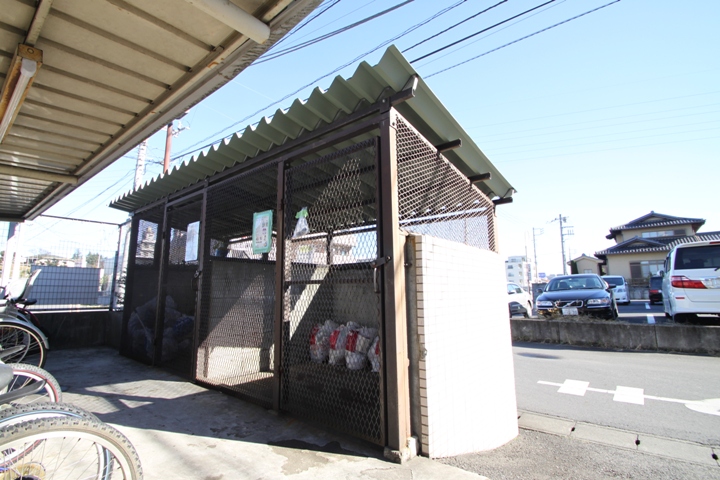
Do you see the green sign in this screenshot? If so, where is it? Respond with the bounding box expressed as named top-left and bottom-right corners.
top-left (252, 210), bottom-right (273, 254)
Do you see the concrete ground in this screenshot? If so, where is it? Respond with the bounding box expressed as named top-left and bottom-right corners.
top-left (44, 347), bottom-right (487, 480)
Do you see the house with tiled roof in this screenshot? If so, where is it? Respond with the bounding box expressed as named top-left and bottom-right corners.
top-left (595, 212), bottom-right (720, 286)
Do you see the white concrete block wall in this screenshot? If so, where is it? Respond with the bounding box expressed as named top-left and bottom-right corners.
top-left (414, 235), bottom-right (518, 458)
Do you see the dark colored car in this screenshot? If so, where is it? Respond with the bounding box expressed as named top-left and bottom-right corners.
top-left (536, 274), bottom-right (618, 320)
top-left (649, 276), bottom-right (663, 305)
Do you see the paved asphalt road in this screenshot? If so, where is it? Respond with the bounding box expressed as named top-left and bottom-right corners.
top-left (513, 342), bottom-right (720, 444)
top-left (440, 342), bottom-right (720, 480)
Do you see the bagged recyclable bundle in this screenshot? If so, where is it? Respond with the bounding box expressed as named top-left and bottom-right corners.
top-left (345, 326), bottom-right (378, 370)
top-left (309, 319), bottom-right (338, 363)
top-left (367, 336), bottom-right (381, 373)
top-left (328, 322), bottom-right (359, 365)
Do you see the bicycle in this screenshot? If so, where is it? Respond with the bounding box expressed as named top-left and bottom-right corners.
top-left (0, 362), bottom-right (144, 479)
top-left (0, 272), bottom-right (49, 368)
top-left (0, 362), bottom-right (62, 406)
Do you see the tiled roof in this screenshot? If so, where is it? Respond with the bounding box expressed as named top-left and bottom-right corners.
top-left (596, 231), bottom-right (720, 257)
top-left (607, 212), bottom-right (705, 238)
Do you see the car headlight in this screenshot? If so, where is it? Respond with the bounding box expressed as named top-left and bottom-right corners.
top-left (587, 298), bottom-right (610, 305)
top-left (536, 301), bottom-right (553, 307)
top-left (616, 287), bottom-right (625, 293)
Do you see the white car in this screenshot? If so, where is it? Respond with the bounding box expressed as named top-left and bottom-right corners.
top-left (662, 240), bottom-right (720, 323)
top-left (602, 275), bottom-right (630, 305)
top-left (507, 283), bottom-right (532, 318)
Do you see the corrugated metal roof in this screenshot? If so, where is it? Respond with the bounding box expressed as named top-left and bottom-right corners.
top-left (109, 45), bottom-right (515, 213)
top-left (0, 0), bottom-right (322, 221)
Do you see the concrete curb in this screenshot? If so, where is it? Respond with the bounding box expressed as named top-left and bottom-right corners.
top-left (517, 411), bottom-right (720, 468)
top-left (511, 319), bottom-right (720, 355)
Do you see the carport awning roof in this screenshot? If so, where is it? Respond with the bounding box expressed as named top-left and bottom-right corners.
top-left (0, 0), bottom-right (322, 222)
top-left (109, 45), bottom-right (515, 213)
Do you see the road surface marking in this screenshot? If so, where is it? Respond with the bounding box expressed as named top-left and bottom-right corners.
top-left (645, 303), bottom-right (651, 310)
top-left (613, 386), bottom-right (645, 405)
top-left (538, 380), bottom-right (719, 415)
top-left (647, 314), bottom-right (655, 324)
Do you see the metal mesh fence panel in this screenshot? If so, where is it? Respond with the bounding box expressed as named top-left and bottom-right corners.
top-left (281, 139), bottom-right (384, 445)
top-left (0, 217), bottom-right (122, 311)
top-left (159, 198), bottom-right (203, 377)
top-left (122, 206), bottom-right (164, 363)
top-left (395, 116), bottom-right (496, 252)
top-left (196, 162), bottom-right (279, 407)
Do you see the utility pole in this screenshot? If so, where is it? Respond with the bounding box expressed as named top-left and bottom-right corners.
top-left (163, 121), bottom-right (173, 174)
top-left (134, 140), bottom-right (147, 190)
top-left (162, 119), bottom-right (190, 174)
top-left (532, 227), bottom-right (543, 281)
top-left (550, 215), bottom-right (573, 275)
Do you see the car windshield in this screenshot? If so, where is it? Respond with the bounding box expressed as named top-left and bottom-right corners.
top-left (649, 277), bottom-right (662, 288)
top-left (547, 276), bottom-right (603, 291)
top-left (603, 277), bottom-right (623, 286)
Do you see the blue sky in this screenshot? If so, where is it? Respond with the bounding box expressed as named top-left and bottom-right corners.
top-left (42, 0), bottom-right (720, 276)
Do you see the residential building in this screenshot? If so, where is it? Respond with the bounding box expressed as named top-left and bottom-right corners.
top-left (569, 254), bottom-right (602, 274)
top-left (595, 212), bottom-right (720, 286)
top-left (505, 255), bottom-right (532, 290)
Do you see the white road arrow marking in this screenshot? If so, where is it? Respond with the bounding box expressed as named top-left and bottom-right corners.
top-left (613, 386), bottom-right (645, 405)
top-left (557, 379), bottom-right (589, 396)
top-left (538, 380), bottom-right (720, 415)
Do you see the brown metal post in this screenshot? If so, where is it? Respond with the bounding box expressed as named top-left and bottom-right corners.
top-left (153, 204), bottom-right (171, 366)
top-left (378, 107), bottom-right (412, 460)
top-left (272, 161), bottom-right (287, 411)
top-left (119, 215), bottom-right (140, 356)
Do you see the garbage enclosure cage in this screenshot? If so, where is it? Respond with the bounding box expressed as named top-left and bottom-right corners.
top-left (120, 103), bottom-right (498, 450)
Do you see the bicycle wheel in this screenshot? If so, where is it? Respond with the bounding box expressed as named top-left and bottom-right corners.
top-left (0, 324), bottom-right (46, 368)
top-left (0, 402), bottom-right (97, 429)
top-left (0, 417), bottom-right (143, 479)
top-left (2, 363), bottom-right (61, 405)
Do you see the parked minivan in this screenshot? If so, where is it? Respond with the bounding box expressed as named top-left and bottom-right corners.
top-left (661, 240), bottom-right (720, 323)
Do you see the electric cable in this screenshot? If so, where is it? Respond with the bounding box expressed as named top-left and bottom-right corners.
top-left (255, 1), bottom-right (414, 64)
top-left (403, 0), bottom-right (508, 53)
top-left (172, 0), bottom-right (469, 161)
top-left (411, 0), bottom-right (558, 63)
top-left (425, 0), bottom-right (622, 77)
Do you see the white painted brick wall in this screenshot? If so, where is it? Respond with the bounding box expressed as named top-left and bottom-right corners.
top-left (414, 235), bottom-right (518, 458)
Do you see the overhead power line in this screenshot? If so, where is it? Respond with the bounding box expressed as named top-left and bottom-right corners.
top-left (403, 0), bottom-right (508, 53)
top-left (425, 0), bottom-right (623, 78)
top-left (255, 1), bottom-right (414, 65)
top-left (172, 0), bottom-right (469, 161)
top-left (411, 0), bottom-right (558, 63)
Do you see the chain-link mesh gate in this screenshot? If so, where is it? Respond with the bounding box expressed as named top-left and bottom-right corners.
top-left (195, 163), bottom-right (279, 407)
top-left (121, 205), bottom-right (164, 363)
top-left (158, 197), bottom-right (203, 377)
top-left (281, 139), bottom-right (384, 445)
top-left (395, 116), bottom-right (496, 252)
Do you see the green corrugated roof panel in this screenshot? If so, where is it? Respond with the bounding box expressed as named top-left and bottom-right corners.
top-left (110, 45), bottom-right (514, 212)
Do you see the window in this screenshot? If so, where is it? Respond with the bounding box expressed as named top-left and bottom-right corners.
top-left (629, 260), bottom-right (664, 282)
top-left (641, 229), bottom-right (686, 238)
top-left (507, 265), bottom-right (513, 269)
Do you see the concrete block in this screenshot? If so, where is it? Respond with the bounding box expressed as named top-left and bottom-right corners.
top-left (571, 423), bottom-right (638, 449)
top-left (655, 324), bottom-right (720, 355)
top-left (636, 434), bottom-right (719, 466)
top-left (518, 411), bottom-right (575, 436)
top-left (559, 322), bottom-right (657, 350)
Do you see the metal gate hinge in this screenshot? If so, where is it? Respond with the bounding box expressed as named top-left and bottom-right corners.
top-left (371, 256), bottom-right (391, 268)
